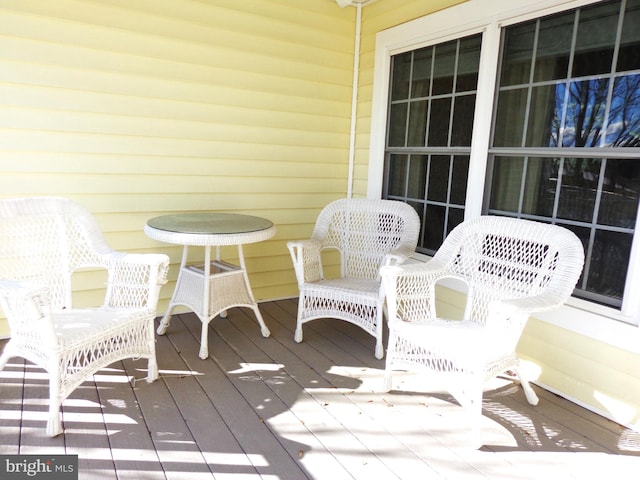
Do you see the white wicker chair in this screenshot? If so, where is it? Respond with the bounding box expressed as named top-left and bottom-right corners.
top-left (381, 216), bottom-right (584, 446)
top-left (288, 198), bottom-right (420, 359)
top-left (0, 197), bottom-right (169, 436)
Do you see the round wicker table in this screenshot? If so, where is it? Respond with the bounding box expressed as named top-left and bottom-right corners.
top-left (145, 212), bottom-right (276, 359)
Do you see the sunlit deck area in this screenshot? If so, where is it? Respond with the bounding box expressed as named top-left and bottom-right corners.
top-left (1, 299), bottom-right (639, 479)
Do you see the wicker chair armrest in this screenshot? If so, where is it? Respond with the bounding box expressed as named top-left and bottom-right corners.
top-left (287, 239), bottom-right (323, 284)
top-left (381, 261), bottom-right (451, 324)
top-left (104, 252), bottom-right (170, 309)
top-left (494, 291), bottom-right (570, 318)
top-left (381, 260), bottom-right (450, 285)
top-left (382, 245), bottom-right (416, 266)
top-left (484, 294), bottom-right (571, 350)
top-left (0, 279), bottom-right (57, 346)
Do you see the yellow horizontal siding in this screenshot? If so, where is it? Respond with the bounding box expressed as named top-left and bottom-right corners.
top-left (0, 0), bottom-right (356, 330)
top-left (519, 319), bottom-right (640, 428)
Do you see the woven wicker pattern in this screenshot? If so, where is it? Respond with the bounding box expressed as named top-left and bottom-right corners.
top-left (288, 199), bottom-right (420, 359)
top-left (0, 197), bottom-right (169, 436)
top-left (381, 216), bottom-right (584, 446)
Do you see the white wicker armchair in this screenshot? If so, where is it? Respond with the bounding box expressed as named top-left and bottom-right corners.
top-left (0, 197), bottom-right (169, 436)
top-left (381, 216), bottom-right (584, 445)
top-left (288, 199), bottom-right (420, 359)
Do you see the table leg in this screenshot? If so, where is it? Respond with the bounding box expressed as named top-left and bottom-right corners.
top-left (238, 244), bottom-right (271, 338)
top-left (216, 245), bottom-right (228, 319)
top-left (199, 246), bottom-right (212, 359)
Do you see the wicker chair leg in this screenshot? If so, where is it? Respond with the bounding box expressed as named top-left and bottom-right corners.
top-left (46, 375), bottom-right (63, 437)
top-left (46, 411), bottom-right (63, 437)
top-left (383, 331), bottom-right (396, 391)
top-left (0, 350), bottom-right (10, 371)
top-left (294, 324), bottom-right (303, 343)
top-left (468, 396), bottom-right (484, 449)
top-left (382, 371), bottom-right (393, 392)
top-left (374, 342), bottom-right (383, 360)
top-left (515, 367), bottom-right (539, 406)
top-left (374, 307), bottom-right (384, 359)
top-left (147, 356), bottom-right (158, 383)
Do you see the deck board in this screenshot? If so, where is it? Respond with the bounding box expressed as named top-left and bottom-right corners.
top-left (168, 313), bottom-right (309, 479)
top-left (1, 299), bottom-right (639, 479)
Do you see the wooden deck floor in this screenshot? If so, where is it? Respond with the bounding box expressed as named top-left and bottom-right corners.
top-left (1, 298), bottom-right (639, 479)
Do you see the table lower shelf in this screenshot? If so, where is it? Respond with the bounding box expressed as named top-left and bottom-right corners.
top-left (176, 261), bottom-right (254, 317)
top-left (157, 260), bottom-right (270, 359)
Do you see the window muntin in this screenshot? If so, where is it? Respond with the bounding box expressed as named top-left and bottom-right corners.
top-left (488, 0), bottom-right (640, 309)
top-left (384, 34), bottom-right (481, 254)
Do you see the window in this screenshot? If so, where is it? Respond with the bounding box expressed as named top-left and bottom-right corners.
top-left (384, 35), bottom-right (481, 252)
top-left (488, 0), bottom-right (640, 309)
top-left (377, 0), bottom-right (640, 322)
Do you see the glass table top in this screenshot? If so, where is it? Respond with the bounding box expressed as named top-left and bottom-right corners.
top-left (146, 212), bottom-right (273, 235)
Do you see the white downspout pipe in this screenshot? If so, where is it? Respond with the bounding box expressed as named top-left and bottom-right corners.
top-left (338, 0), bottom-right (375, 197)
top-left (346, 2), bottom-right (362, 199)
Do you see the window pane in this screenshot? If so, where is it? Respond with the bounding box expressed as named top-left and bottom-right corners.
top-left (572, 1), bottom-right (619, 77)
top-left (451, 94), bottom-right (475, 146)
top-left (427, 155), bottom-right (450, 202)
top-left (489, 156), bottom-right (524, 212)
top-left (562, 79), bottom-right (609, 147)
top-left (526, 84), bottom-right (561, 147)
top-left (557, 158), bottom-right (601, 222)
top-left (407, 100), bottom-right (428, 146)
top-left (447, 207), bottom-right (465, 234)
top-left (565, 224), bottom-right (590, 289)
top-left (407, 155), bottom-right (428, 199)
top-left (432, 41), bottom-right (456, 95)
top-left (606, 74), bottom-right (640, 147)
top-left (618, 0), bottom-right (640, 72)
top-left (425, 204), bottom-right (446, 250)
top-left (387, 154), bottom-right (408, 196)
top-left (599, 158), bottom-right (640, 228)
top-left (428, 98), bottom-right (451, 146)
top-left (412, 47), bottom-right (432, 98)
top-left (588, 229), bottom-right (631, 302)
top-left (500, 22), bottom-right (535, 86)
top-left (450, 155), bottom-right (469, 205)
top-left (534, 12), bottom-right (574, 82)
top-left (522, 157), bottom-right (557, 217)
top-left (391, 52), bottom-right (412, 101)
top-left (388, 103), bottom-right (407, 147)
top-left (493, 88), bottom-right (527, 147)
top-left (457, 35), bottom-right (481, 92)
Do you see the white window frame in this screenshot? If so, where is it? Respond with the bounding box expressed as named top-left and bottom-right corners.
top-left (367, 0), bottom-right (640, 353)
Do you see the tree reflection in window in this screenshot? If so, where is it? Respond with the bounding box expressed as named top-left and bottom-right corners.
top-left (551, 76), bottom-right (640, 148)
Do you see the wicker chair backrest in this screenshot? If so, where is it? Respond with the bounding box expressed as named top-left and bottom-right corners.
top-left (433, 216), bottom-right (585, 326)
top-left (0, 197), bottom-right (109, 309)
top-left (312, 199), bottom-right (420, 279)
